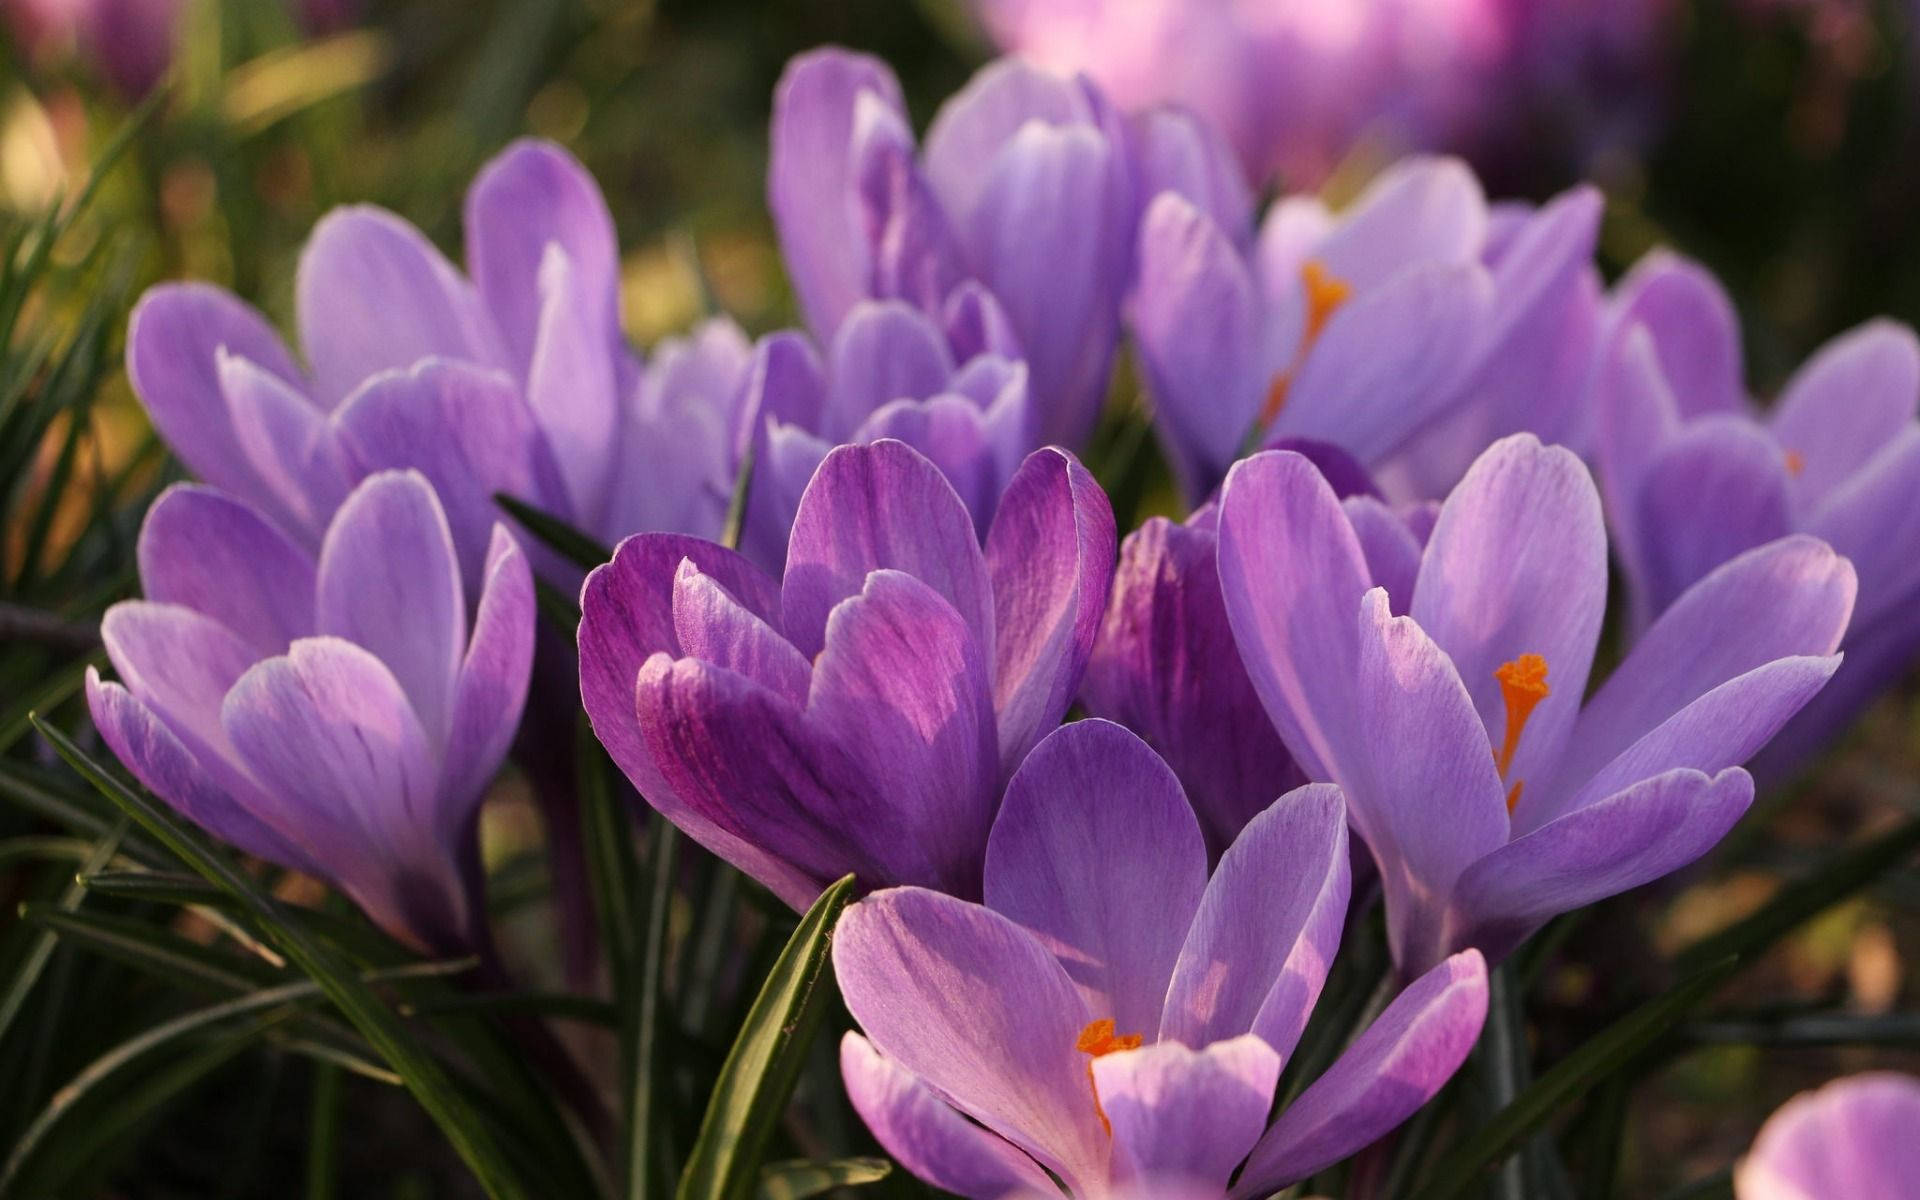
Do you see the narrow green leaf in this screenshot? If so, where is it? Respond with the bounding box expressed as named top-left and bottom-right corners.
top-left (1687, 1010), bottom-right (1920, 1047)
top-left (76, 868), bottom-right (227, 906)
top-left (756, 1157), bottom-right (891, 1199)
top-left (493, 492), bottom-right (612, 571)
top-left (20, 902), bottom-right (278, 994)
top-left (720, 437), bottom-right (757, 552)
top-left (676, 874), bottom-right (857, 1200)
top-left (631, 816), bottom-right (681, 1200)
top-left (1419, 955), bottom-right (1740, 1200)
top-left (1674, 813), bottom-right (1920, 977)
top-left (535, 576), bottom-right (584, 636)
top-left (305, 1063), bottom-right (342, 1200)
top-left (0, 651), bottom-right (100, 753)
top-left (399, 990), bottom-right (620, 1027)
top-left (0, 819), bottom-right (125, 1044)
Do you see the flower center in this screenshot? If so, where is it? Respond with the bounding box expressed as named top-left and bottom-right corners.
top-left (1077, 1018), bottom-right (1144, 1135)
top-left (1260, 260), bottom-right (1352, 424)
top-left (1493, 654), bottom-right (1550, 813)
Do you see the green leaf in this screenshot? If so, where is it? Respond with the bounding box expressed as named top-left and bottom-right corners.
top-left (1687, 1010), bottom-right (1920, 1047)
top-left (632, 817), bottom-right (680, 1200)
top-left (1674, 813), bottom-right (1920, 977)
top-left (1419, 954), bottom-right (1740, 1200)
top-left (0, 820), bottom-right (125, 1045)
top-left (756, 1157), bottom-right (891, 1199)
top-left (20, 903), bottom-right (279, 994)
top-left (676, 874), bottom-right (857, 1200)
top-left (31, 715), bottom-right (544, 1200)
top-left (493, 492), bottom-right (612, 571)
top-left (305, 1062), bottom-right (343, 1200)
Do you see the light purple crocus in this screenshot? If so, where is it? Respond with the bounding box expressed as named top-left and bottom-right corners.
top-left (1217, 434), bottom-right (1856, 975)
top-left (768, 47), bottom-right (1135, 451)
top-left (734, 295), bottom-right (1033, 567)
top-left (578, 438), bottom-right (1114, 909)
top-left (84, 471), bottom-right (534, 952)
top-left (1595, 251), bottom-right (1920, 778)
top-left (834, 720), bottom-right (1488, 1199)
top-left (1736, 1073), bottom-right (1920, 1200)
top-left (1131, 155), bottom-right (1601, 504)
top-left (124, 138), bottom-right (748, 587)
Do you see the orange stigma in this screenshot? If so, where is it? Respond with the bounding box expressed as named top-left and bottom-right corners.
top-left (1077, 1018), bottom-right (1144, 1135)
top-left (1259, 260), bottom-right (1351, 424)
top-left (1493, 654), bottom-right (1550, 812)
top-left (1784, 449), bottom-right (1806, 478)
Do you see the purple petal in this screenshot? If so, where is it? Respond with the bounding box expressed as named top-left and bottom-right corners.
top-left (768, 48), bottom-right (905, 338)
top-left (100, 601), bottom-right (261, 779)
top-left (1606, 251), bottom-right (1746, 420)
top-left (921, 58), bottom-right (1101, 224)
top-left (822, 301), bottom-right (955, 439)
top-left (441, 525), bottom-right (534, 817)
top-left (1632, 415), bottom-right (1794, 617)
top-left (853, 97), bottom-right (969, 316)
top-left (1737, 1073), bottom-right (1920, 1200)
top-left (1450, 768), bottom-right (1753, 964)
top-left (294, 206), bottom-right (505, 409)
top-left (1133, 106), bottom-right (1254, 239)
top-left (943, 281), bottom-right (1026, 363)
top-left (1770, 320), bottom-right (1920, 507)
top-left (1310, 158), bottom-right (1487, 288)
top-left (832, 887), bottom-right (1109, 1195)
top-left (1344, 496), bottom-right (1422, 613)
top-left (1094, 1037), bottom-right (1279, 1191)
top-left (782, 440), bottom-right (992, 660)
top-left (463, 138), bottom-right (620, 376)
top-left (1410, 435), bottom-right (1607, 793)
top-left (1161, 783), bottom-right (1349, 1058)
top-left (983, 447), bottom-right (1116, 771)
top-left (1234, 950), bottom-right (1488, 1195)
top-left (840, 1034), bottom-right (1054, 1200)
top-left (217, 350), bottom-right (353, 544)
top-left (315, 471), bottom-right (466, 749)
top-left (671, 559), bottom-right (811, 707)
top-left (136, 484), bottom-right (316, 655)
top-left (1594, 326), bottom-right (1683, 613)
top-left (526, 245), bottom-right (621, 526)
top-left (1805, 426), bottom-right (1920, 631)
top-left (984, 720), bottom-right (1207, 1036)
top-left (852, 394), bottom-right (1001, 529)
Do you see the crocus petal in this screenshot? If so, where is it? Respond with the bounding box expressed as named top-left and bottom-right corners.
top-left (1607, 251), bottom-right (1746, 420)
top-left (1309, 157), bottom-right (1487, 288)
top-left (852, 394), bottom-right (1000, 528)
top-left (1161, 783), bottom-right (1349, 1058)
top-left (921, 57), bottom-right (1100, 224)
top-left (440, 525), bottom-right (534, 818)
top-left (1129, 192), bottom-right (1263, 498)
top-left (1215, 449), bottom-right (1375, 780)
top-left (984, 720), bottom-right (1207, 1035)
top-left (314, 471), bottom-right (466, 750)
top-left (822, 301), bottom-right (955, 440)
top-left (983, 447), bottom-right (1116, 771)
top-left (853, 96), bottom-right (969, 316)
top-left (125, 284), bottom-right (306, 503)
top-left (294, 206), bottom-right (504, 409)
top-left (833, 887), bottom-right (1110, 1195)
top-left (1736, 1073), bottom-right (1920, 1200)
top-left (840, 1034), bottom-right (1055, 1200)
top-left (1632, 416), bottom-right (1794, 617)
top-left (1450, 768), bottom-right (1753, 964)
top-left (943, 281), bottom-right (1026, 363)
top-left (1134, 106), bottom-right (1254, 239)
top-left (1410, 435), bottom-right (1607, 790)
top-left (217, 350), bottom-right (353, 543)
top-left (671, 559), bottom-right (811, 707)
top-left (1233, 950), bottom-right (1488, 1196)
top-left (100, 601), bottom-right (261, 774)
top-left (136, 484), bottom-right (316, 655)
top-left (1594, 325), bottom-right (1683, 595)
top-left (1094, 1037), bottom-right (1279, 1191)
top-left (1768, 320), bottom-right (1920, 507)
top-left (1344, 497), bottom-right (1422, 613)
top-left (463, 138), bottom-right (620, 376)
top-left (526, 245), bottom-right (620, 526)
top-left (768, 48), bottom-right (905, 338)
top-left (808, 570), bottom-right (999, 897)
top-left (782, 440), bottom-right (993, 660)
top-left (1805, 426), bottom-right (1920, 632)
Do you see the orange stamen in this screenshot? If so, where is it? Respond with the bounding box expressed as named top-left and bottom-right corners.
top-left (1259, 260), bottom-right (1351, 425)
top-left (1784, 449), bottom-right (1806, 478)
top-left (1493, 654), bottom-right (1550, 813)
top-left (1077, 1018), bottom-right (1144, 1135)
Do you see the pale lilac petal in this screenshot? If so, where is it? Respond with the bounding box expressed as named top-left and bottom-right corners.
top-left (943, 281), bottom-right (1025, 363)
top-left (136, 484), bottom-right (315, 655)
top-left (822, 301), bottom-right (955, 439)
top-left (1133, 106), bottom-right (1254, 238)
top-left (833, 888), bottom-right (1109, 1195)
top-left (1411, 435), bottom-right (1607, 791)
top-left (1737, 1073), bottom-right (1920, 1200)
top-left (1252, 196), bottom-right (1333, 314)
top-left (744, 421), bottom-right (833, 572)
top-left (100, 601), bottom-right (260, 775)
top-left (1161, 783), bottom-right (1349, 1058)
top-left (807, 570), bottom-right (998, 897)
top-left (1451, 768), bottom-right (1753, 964)
top-left (1234, 950), bottom-right (1488, 1195)
top-left (1309, 158), bottom-right (1488, 289)
top-left (1594, 324), bottom-right (1683, 591)
top-left (217, 350), bottom-right (353, 543)
top-left (853, 97), bottom-right (969, 315)
top-left (527, 245), bottom-right (620, 525)
top-left (671, 560), bottom-right (811, 707)
top-left (294, 207), bottom-right (505, 409)
top-left (769, 48), bottom-right (905, 338)
top-left (782, 440), bottom-right (992, 660)
top-left (1607, 251), bottom-right (1746, 419)
top-left (1344, 496), bottom-right (1422, 613)
top-left (314, 471), bottom-right (466, 750)
top-left (840, 1035), bottom-right (1054, 1200)
top-left (1769, 320), bottom-right (1920, 507)
top-left (921, 58), bottom-right (1099, 224)
top-left (440, 525), bottom-right (534, 817)
top-left (1805, 426), bottom-right (1920, 631)
top-left (984, 720), bottom-right (1207, 1036)
top-left (1632, 416), bottom-right (1794, 617)
top-left (852, 394), bottom-right (1000, 528)
top-left (1094, 1037), bottom-right (1279, 1191)
top-left (983, 447), bottom-right (1115, 771)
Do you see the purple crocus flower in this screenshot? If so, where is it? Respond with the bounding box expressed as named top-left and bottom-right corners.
top-left (1217, 434), bottom-right (1855, 975)
top-left (1595, 251), bottom-right (1920, 778)
top-left (1131, 155), bottom-right (1601, 504)
top-left (768, 47), bottom-right (1134, 450)
top-left (84, 471), bottom-right (534, 952)
top-left (578, 439), bottom-right (1114, 909)
top-left (834, 720), bottom-right (1488, 1199)
top-left (1737, 1073), bottom-right (1920, 1200)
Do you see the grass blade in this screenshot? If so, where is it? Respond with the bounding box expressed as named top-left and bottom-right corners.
top-left (756, 1158), bottom-right (890, 1199)
top-left (493, 493), bottom-right (612, 571)
top-left (0, 819), bottom-right (125, 1044)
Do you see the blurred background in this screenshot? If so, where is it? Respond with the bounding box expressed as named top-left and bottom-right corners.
top-left (6, 0), bottom-right (1920, 1195)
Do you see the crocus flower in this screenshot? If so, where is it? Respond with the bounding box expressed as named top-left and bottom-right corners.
top-left (1595, 251), bottom-right (1920, 777)
top-left (124, 138), bottom-right (748, 587)
top-left (1131, 155), bottom-right (1601, 504)
top-left (84, 471), bottom-right (534, 952)
top-left (1736, 1073), bottom-right (1920, 1200)
top-left (1217, 434), bottom-right (1855, 975)
top-left (579, 439), bottom-right (1114, 909)
top-left (768, 47), bottom-right (1134, 450)
top-left (834, 719), bottom-right (1488, 1199)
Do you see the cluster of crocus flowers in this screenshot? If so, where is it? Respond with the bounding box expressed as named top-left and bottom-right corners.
top-left (834, 720), bottom-right (1488, 1199)
top-left (1736, 1073), bottom-right (1920, 1199)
